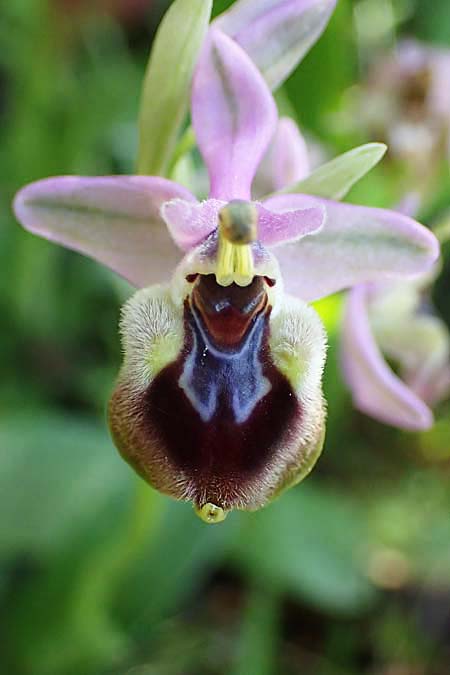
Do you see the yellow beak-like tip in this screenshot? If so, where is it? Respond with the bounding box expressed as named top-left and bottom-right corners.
top-left (194, 502), bottom-right (228, 524)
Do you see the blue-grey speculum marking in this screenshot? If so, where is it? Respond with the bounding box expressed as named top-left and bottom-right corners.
top-left (179, 304), bottom-right (271, 424)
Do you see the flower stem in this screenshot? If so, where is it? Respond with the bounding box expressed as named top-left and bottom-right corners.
top-left (231, 585), bottom-right (280, 675)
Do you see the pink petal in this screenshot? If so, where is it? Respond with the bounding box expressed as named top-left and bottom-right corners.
top-left (216, 0), bottom-right (337, 90)
top-left (191, 29), bottom-right (277, 201)
top-left (161, 197), bottom-right (325, 250)
top-left (258, 201), bottom-right (325, 246)
top-left (342, 285), bottom-right (433, 431)
top-left (13, 176), bottom-right (196, 287)
top-left (253, 117), bottom-right (310, 198)
top-left (263, 195), bottom-right (440, 302)
top-left (161, 198), bottom-right (223, 251)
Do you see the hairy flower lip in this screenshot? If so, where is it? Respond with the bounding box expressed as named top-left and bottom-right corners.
top-left (109, 284), bottom-right (328, 512)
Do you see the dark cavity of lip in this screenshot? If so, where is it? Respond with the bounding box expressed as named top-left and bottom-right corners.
top-left (191, 274), bottom-right (268, 348)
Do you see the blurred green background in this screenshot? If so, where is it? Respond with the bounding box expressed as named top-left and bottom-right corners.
top-left (1, 1), bottom-right (450, 673)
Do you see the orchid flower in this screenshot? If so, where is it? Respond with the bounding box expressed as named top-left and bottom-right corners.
top-left (358, 39), bottom-right (450, 174)
top-left (13, 10), bottom-right (439, 523)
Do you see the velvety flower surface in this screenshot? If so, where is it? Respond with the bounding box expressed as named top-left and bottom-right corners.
top-left (13, 15), bottom-right (439, 521)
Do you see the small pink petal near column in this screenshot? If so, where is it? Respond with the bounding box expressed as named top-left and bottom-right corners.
top-left (161, 198), bottom-right (225, 251)
top-left (258, 201), bottom-right (325, 246)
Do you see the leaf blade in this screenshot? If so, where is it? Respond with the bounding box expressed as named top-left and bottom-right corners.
top-left (137, 0), bottom-right (212, 177)
top-left (280, 142), bottom-right (387, 200)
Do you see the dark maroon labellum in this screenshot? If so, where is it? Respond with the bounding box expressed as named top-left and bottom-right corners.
top-left (110, 275), bottom-right (303, 512)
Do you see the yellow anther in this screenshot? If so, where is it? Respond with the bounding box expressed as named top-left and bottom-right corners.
top-left (216, 201), bottom-right (258, 287)
top-left (234, 245), bottom-right (255, 287)
top-left (194, 502), bottom-right (228, 524)
top-left (216, 238), bottom-right (235, 287)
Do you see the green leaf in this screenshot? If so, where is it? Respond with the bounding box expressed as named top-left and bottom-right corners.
top-left (231, 586), bottom-right (279, 675)
top-left (120, 501), bottom-right (239, 630)
top-left (280, 142), bottom-right (387, 200)
top-left (0, 412), bottom-right (164, 675)
top-left (136, 0), bottom-right (212, 177)
top-left (232, 485), bottom-right (376, 615)
top-left (0, 411), bottom-right (131, 557)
